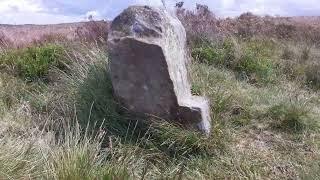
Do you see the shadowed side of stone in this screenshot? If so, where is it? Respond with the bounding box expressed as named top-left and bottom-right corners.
top-left (109, 37), bottom-right (178, 119)
top-left (108, 6), bottom-right (211, 135)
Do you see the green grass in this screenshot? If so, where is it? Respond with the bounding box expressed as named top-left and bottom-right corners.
top-left (267, 102), bottom-right (313, 133)
top-left (191, 38), bottom-right (236, 67)
top-left (0, 136), bottom-right (43, 179)
top-left (0, 44), bottom-right (67, 81)
top-left (0, 38), bottom-right (319, 179)
top-left (192, 38), bottom-right (278, 84)
top-left (235, 50), bottom-right (275, 84)
top-left (306, 63), bottom-right (320, 89)
top-left (278, 42), bottom-right (320, 89)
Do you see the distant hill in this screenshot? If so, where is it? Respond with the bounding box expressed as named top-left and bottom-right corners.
top-left (0, 21), bottom-right (109, 47)
top-left (1, 15), bottom-right (320, 48)
top-left (290, 16), bottom-right (320, 26)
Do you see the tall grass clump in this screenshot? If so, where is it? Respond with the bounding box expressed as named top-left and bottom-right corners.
top-left (0, 119), bottom-right (143, 179)
top-left (0, 44), bottom-right (67, 81)
top-left (42, 122), bottom-right (120, 180)
top-left (235, 47), bottom-right (275, 84)
top-left (267, 102), bottom-right (314, 133)
top-left (192, 37), bottom-right (277, 84)
top-left (0, 136), bottom-right (44, 179)
top-left (191, 38), bottom-right (237, 67)
top-left (305, 64), bottom-right (320, 89)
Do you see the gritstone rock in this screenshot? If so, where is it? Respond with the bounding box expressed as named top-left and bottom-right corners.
top-left (108, 5), bottom-right (211, 135)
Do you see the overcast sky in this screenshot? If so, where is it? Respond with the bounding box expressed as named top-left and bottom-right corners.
top-left (0, 0), bottom-right (320, 24)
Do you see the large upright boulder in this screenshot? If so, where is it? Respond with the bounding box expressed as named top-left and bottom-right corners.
top-left (108, 6), bottom-right (211, 135)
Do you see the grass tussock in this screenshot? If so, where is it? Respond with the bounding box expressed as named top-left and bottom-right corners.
top-left (192, 38), bottom-right (278, 85)
top-left (267, 102), bottom-right (314, 133)
top-left (0, 44), bottom-right (67, 81)
top-left (306, 63), bottom-right (320, 89)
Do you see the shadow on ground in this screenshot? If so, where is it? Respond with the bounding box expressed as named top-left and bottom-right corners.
top-left (73, 61), bottom-right (224, 158)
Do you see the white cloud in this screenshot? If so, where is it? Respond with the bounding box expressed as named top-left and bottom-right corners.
top-left (134, 0), bottom-right (163, 6)
top-left (85, 10), bottom-right (104, 20)
top-left (0, 0), bottom-right (43, 13)
top-left (0, 12), bottom-right (83, 25)
top-left (0, 0), bottom-right (85, 24)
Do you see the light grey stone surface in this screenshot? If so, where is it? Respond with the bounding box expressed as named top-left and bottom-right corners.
top-left (108, 6), bottom-right (211, 135)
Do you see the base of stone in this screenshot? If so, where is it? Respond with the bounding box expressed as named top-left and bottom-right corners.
top-left (178, 96), bottom-right (211, 135)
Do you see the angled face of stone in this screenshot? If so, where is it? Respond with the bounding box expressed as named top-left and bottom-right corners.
top-left (108, 6), bottom-right (211, 135)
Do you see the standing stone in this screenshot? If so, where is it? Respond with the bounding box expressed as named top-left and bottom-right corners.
top-left (108, 6), bottom-right (211, 135)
